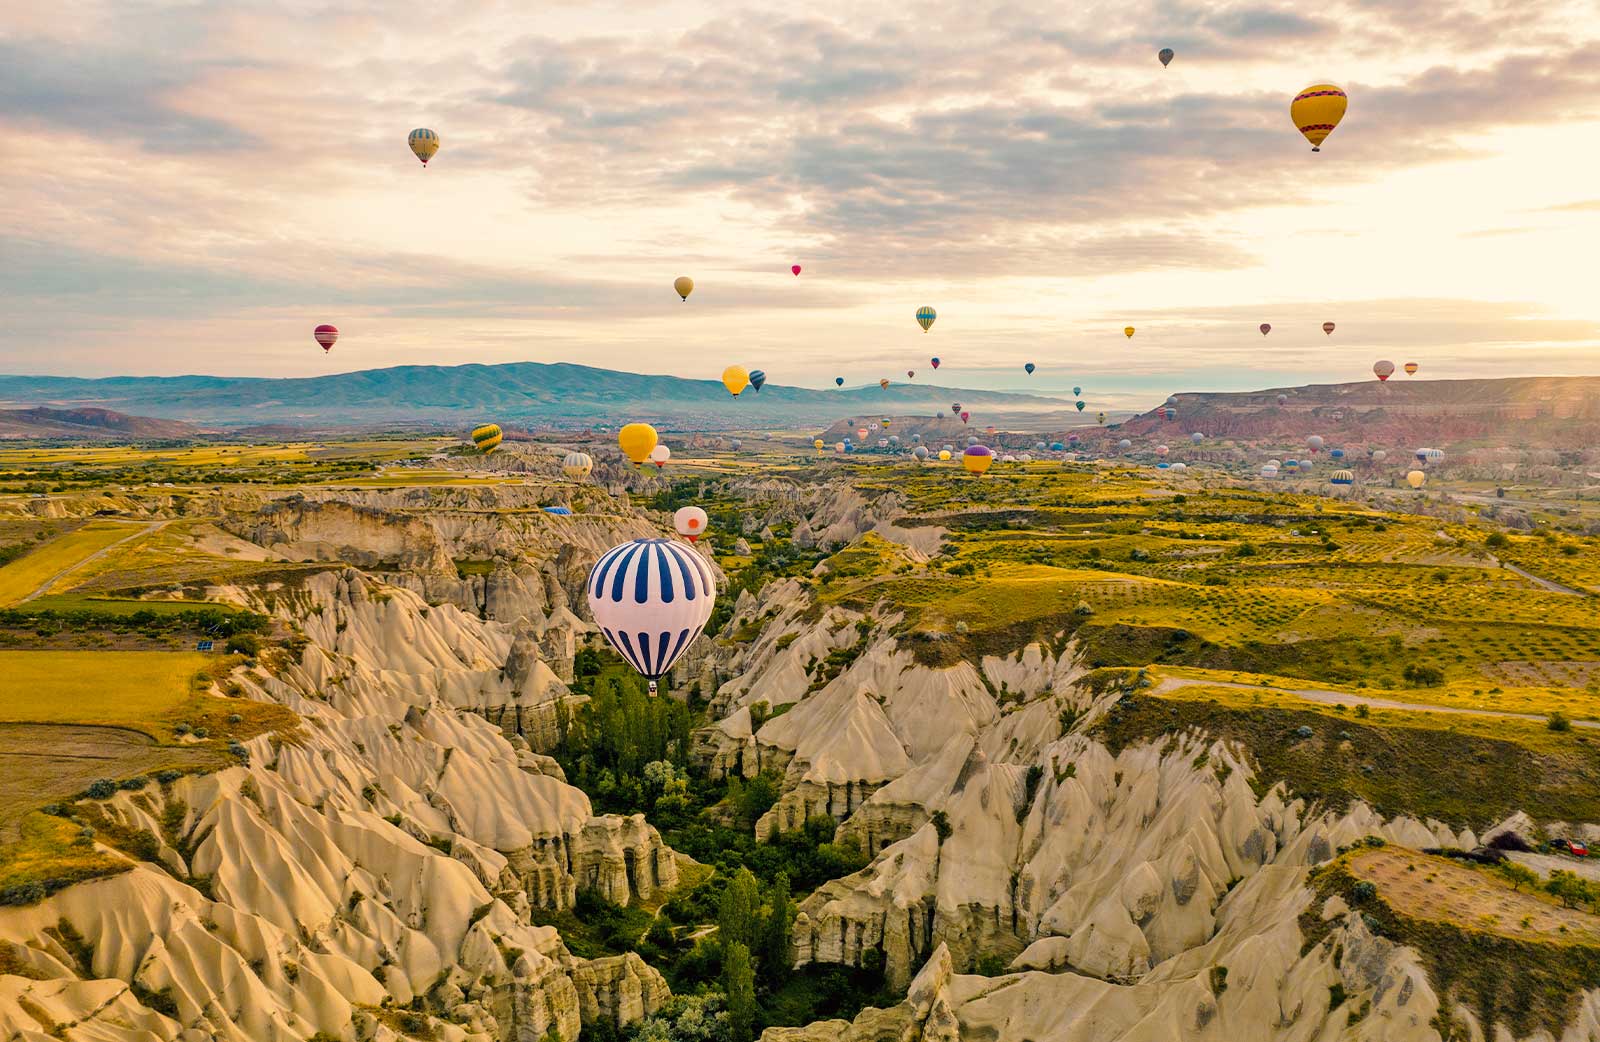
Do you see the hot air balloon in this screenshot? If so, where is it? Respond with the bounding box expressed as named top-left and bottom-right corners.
top-left (857, 427), bottom-right (870, 440)
top-left (878, 378), bottom-right (890, 391)
top-left (1191, 432), bottom-right (1204, 444)
top-left (674, 506), bottom-right (708, 541)
top-left (1371, 449), bottom-right (1387, 463)
top-left (1323, 322), bottom-right (1336, 336)
top-left (1330, 470), bottom-right (1354, 485)
top-left (470, 424), bottom-right (502, 452)
top-left (881, 418), bottom-right (891, 428)
top-left (1306, 435), bottom-right (1325, 452)
top-left (563, 451), bottom-right (594, 478)
top-left (1124, 327), bottom-right (1135, 339)
top-left (1156, 445), bottom-right (1169, 457)
top-left (650, 444), bottom-right (671, 469)
top-left (1051, 441), bottom-right (1065, 451)
top-left (951, 403), bottom-right (961, 415)
top-left (1407, 470), bottom-right (1426, 489)
top-left (1418, 447), bottom-right (1445, 465)
top-left (1291, 83), bottom-right (1348, 152)
top-left (1025, 363), bottom-right (1036, 375)
top-left (1277, 394), bottom-right (1289, 405)
top-left (722, 366), bottom-right (750, 396)
top-left (313, 324), bottom-right (339, 353)
top-left (791, 265), bottom-right (802, 276)
top-left (748, 370), bottom-right (766, 392)
top-left (835, 377), bottom-right (845, 387)
top-left (1159, 48), bottom-right (1174, 67)
top-left (963, 445), bottom-right (994, 475)
top-left (877, 438), bottom-right (889, 449)
top-left (1163, 407), bottom-right (1177, 421)
top-left (1118, 439), bottom-right (1132, 451)
top-left (938, 449), bottom-right (952, 461)
top-left (1157, 462), bottom-right (1170, 470)
top-left (907, 370), bottom-right (915, 379)
top-left (1329, 448), bottom-right (1345, 460)
top-left (619, 424), bottom-right (658, 467)
top-left (587, 537), bottom-right (716, 695)
top-left (1261, 464), bottom-right (1279, 478)
top-left (960, 411), bottom-right (970, 424)
top-left (673, 276), bottom-right (694, 301)
top-left (1072, 386), bottom-right (1082, 397)
top-left (1170, 462), bottom-right (1187, 473)
top-left (1097, 412), bottom-right (1106, 425)
top-left (1373, 360), bottom-right (1395, 382)
top-left (1075, 401), bottom-right (1086, 413)
top-left (729, 439), bottom-right (742, 451)
top-left (1404, 362), bottom-right (1419, 376)
top-left (1260, 323), bottom-right (1272, 336)
top-left (814, 439), bottom-right (825, 450)
top-left (931, 357), bottom-right (941, 369)
top-left (407, 128), bottom-right (440, 166)
top-left (916, 306), bottom-right (937, 332)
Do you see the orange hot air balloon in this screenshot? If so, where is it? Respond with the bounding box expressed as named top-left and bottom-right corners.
top-left (1291, 84), bottom-right (1348, 151)
top-left (1404, 362), bottom-right (1419, 376)
top-left (879, 378), bottom-right (890, 390)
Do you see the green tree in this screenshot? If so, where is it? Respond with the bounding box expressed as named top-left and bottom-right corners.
top-left (719, 867), bottom-right (760, 951)
top-left (723, 941), bottom-right (756, 1042)
top-left (1498, 862), bottom-right (1539, 893)
top-left (762, 872), bottom-right (793, 981)
top-left (1545, 869), bottom-right (1591, 909)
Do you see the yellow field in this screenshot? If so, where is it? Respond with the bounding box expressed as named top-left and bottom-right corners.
top-left (0, 438), bottom-right (451, 469)
top-left (0, 650), bottom-right (210, 727)
top-left (0, 520), bottom-right (151, 606)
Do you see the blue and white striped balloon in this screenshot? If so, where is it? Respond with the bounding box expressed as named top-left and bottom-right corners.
top-left (587, 538), bottom-right (717, 690)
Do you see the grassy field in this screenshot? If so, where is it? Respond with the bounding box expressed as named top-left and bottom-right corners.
top-left (0, 520), bottom-right (151, 606)
top-left (0, 651), bottom-right (214, 728)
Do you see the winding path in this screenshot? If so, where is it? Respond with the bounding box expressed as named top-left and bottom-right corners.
top-left (18, 520), bottom-right (167, 604)
top-left (1152, 676), bottom-right (1600, 731)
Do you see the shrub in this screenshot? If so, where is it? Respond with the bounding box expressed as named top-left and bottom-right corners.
top-left (84, 779), bottom-right (117, 800)
top-left (1548, 711), bottom-right (1572, 732)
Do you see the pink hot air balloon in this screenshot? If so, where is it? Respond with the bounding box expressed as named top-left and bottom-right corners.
top-left (791, 265), bottom-right (802, 276)
top-left (960, 411), bottom-right (970, 424)
top-left (1259, 323), bottom-right (1272, 336)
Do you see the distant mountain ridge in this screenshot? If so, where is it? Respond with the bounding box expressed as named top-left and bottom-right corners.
top-left (0, 362), bottom-right (1075, 430)
top-left (0, 406), bottom-right (202, 440)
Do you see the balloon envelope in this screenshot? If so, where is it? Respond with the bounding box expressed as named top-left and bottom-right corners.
top-left (619, 423), bottom-right (658, 466)
top-left (916, 306), bottom-right (937, 332)
top-left (1404, 362), bottom-right (1419, 375)
top-left (1407, 470), bottom-right (1426, 489)
top-left (1260, 323), bottom-right (1271, 336)
top-left (407, 128), bottom-right (440, 165)
top-left (748, 369), bottom-right (766, 392)
top-left (962, 445), bottom-right (994, 475)
top-left (470, 424), bottom-right (502, 452)
top-left (587, 538), bottom-right (717, 683)
top-left (1373, 359), bottom-right (1395, 382)
top-left (313, 324), bottom-right (339, 353)
top-left (835, 377), bottom-right (845, 386)
top-left (1291, 83), bottom-right (1348, 151)
top-left (938, 449), bottom-right (952, 461)
top-left (791, 265), bottom-right (802, 276)
top-left (674, 506), bottom-right (708, 541)
top-left (722, 365), bottom-right (750, 396)
top-left (1124, 327), bottom-right (1135, 338)
top-left (563, 451), bottom-right (593, 478)
top-left (1323, 322), bottom-right (1336, 335)
top-left (1159, 48), bottom-right (1174, 66)
top-left (1024, 363), bottom-right (1035, 374)
top-left (931, 357), bottom-right (941, 369)
top-left (649, 444), bottom-right (671, 468)
top-left (674, 276), bottom-right (694, 301)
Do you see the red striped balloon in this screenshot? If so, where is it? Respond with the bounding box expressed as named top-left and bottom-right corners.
top-left (313, 324), bottom-right (339, 353)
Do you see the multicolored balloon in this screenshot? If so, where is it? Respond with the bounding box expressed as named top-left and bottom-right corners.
top-left (1291, 83), bottom-right (1348, 152)
top-left (916, 306), bottom-right (937, 332)
top-left (408, 128), bottom-right (440, 166)
top-left (1404, 362), bottom-right (1419, 376)
top-left (586, 537), bottom-right (717, 694)
top-left (1076, 401), bottom-right (1086, 412)
top-left (1331, 470), bottom-right (1354, 486)
top-left (313, 324), bottom-right (339, 353)
top-left (471, 424), bottom-right (502, 452)
top-left (563, 451), bottom-right (593, 478)
top-left (1373, 360), bottom-right (1395, 381)
top-left (963, 445), bottom-right (994, 475)
top-left (649, 444), bottom-right (671, 469)
top-left (748, 369), bottom-right (766, 392)
top-left (674, 506), bottom-right (708, 541)
top-left (931, 357), bottom-right (941, 369)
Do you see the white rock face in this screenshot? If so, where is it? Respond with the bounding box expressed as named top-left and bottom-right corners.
top-left (0, 567), bottom-right (673, 1042)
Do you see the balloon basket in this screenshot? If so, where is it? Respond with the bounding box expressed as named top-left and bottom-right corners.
top-left (648, 680), bottom-right (658, 697)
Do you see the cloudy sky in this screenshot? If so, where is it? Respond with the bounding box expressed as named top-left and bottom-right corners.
top-left (4, 0), bottom-right (1599, 404)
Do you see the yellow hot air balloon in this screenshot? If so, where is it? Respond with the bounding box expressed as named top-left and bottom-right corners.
top-left (1291, 84), bottom-right (1347, 151)
top-left (813, 439), bottom-right (825, 450)
top-left (938, 449), bottom-right (952, 461)
top-left (470, 423), bottom-right (502, 452)
top-left (722, 365), bottom-right (750, 396)
top-left (673, 276), bottom-right (694, 301)
top-left (1124, 326), bottom-right (1135, 339)
top-left (916, 306), bottom-right (937, 332)
top-left (408, 128), bottom-right (440, 166)
top-left (1406, 470), bottom-right (1426, 489)
top-left (619, 423), bottom-right (658, 466)
top-left (879, 378), bottom-right (891, 390)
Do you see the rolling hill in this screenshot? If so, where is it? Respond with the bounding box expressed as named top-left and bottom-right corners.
top-left (0, 363), bottom-right (1076, 431)
top-left (0, 406), bottom-right (202, 441)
